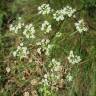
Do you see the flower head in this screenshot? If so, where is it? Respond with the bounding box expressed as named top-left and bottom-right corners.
top-left (66, 73), bottom-right (73, 82)
top-left (38, 4), bottom-right (52, 15)
top-left (36, 39), bottom-right (50, 55)
top-left (67, 50), bottom-right (81, 64)
top-left (6, 67), bottom-right (11, 73)
top-left (9, 17), bottom-right (24, 33)
top-left (41, 21), bottom-right (52, 34)
top-left (13, 43), bottom-right (29, 59)
top-left (53, 9), bottom-right (64, 21)
top-left (75, 19), bottom-right (88, 33)
top-left (23, 23), bottom-right (35, 39)
top-left (53, 6), bottom-right (76, 21)
top-left (63, 6), bottom-right (76, 17)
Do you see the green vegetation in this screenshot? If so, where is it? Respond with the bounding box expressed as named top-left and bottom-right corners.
top-left (0, 0), bottom-right (96, 96)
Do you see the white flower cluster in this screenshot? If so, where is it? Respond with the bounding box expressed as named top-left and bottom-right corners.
top-left (9, 17), bottom-right (35, 39)
top-left (50, 58), bottom-right (61, 72)
top-left (45, 44), bottom-right (54, 56)
top-left (13, 43), bottom-right (29, 59)
top-left (53, 6), bottom-right (76, 21)
top-left (41, 21), bottom-right (52, 34)
top-left (36, 39), bottom-right (50, 55)
top-left (75, 19), bottom-right (88, 33)
top-left (38, 4), bottom-right (52, 15)
top-left (42, 59), bottom-right (61, 86)
top-left (23, 24), bottom-right (35, 39)
top-left (9, 17), bottom-right (24, 33)
top-left (36, 39), bottom-right (53, 56)
top-left (53, 9), bottom-right (64, 21)
top-left (42, 73), bottom-right (49, 86)
top-left (67, 50), bottom-right (81, 64)
top-left (42, 73), bottom-right (59, 86)
top-left (63, 6), bottom-right (76, 17)
top-left (66, 73), bottom-right (73, 82)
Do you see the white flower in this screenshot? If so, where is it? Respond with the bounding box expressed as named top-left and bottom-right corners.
top-left (38, 4), bottom-right (52, 15)
top-left (36, 39), bottom-right (50, 55)
top-left (63, 6), bottom-right (76, 17)
top-left (50, 58), bottom-right (61, 72)
top-left (49, 58), bottom-right (62, 83)
top-left (37, 47), bottom-right (42, 55)
top-left (23, 91), bottom-right (29, 96)
top-left (6, 67), bottom-right (11, 73)
top-left (36, 42), bottom-right (42, 46)
top-left (66, 73), bottom-right (73, 82)
top-left (20, 43), bottom-right (23, 46)
top-left (55, 32), bottom-right (62, 37)
top-left (42, 79), bottom-right (49, 86)
top-left (41, 21), bottom-right (52, 34)
top-left (53, 6), bottom-right (76, 21)
top-left (13, 43), bottom-right (29, 59)
top-left (41, 59), bottom-right (61, 87)
top-left (53, 9), bottom-right (64, 21)
top-left (9, 17), bottom-right (24, 33)
top-left (9, 17), bottom-right (35, 38)
top-left (67, 50), bottom-right (81, 64)
top-left (52, 58), bottom-right (60, 66)
top-left (75, 19), bottom-right (88, 33)
top-left (44, 74), bottom-right (48, 79)
top-left (23, 23), bottom-right (35, 39)
top-left (42, 73), bottom-right (49, 86)
top-left (45, 44), bottom-right (53, 56)
top-left (13, 51), bottom-right (17, 57)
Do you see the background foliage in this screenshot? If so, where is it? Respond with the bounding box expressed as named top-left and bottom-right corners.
top-left (0, 0), bottom-right (96, 96)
